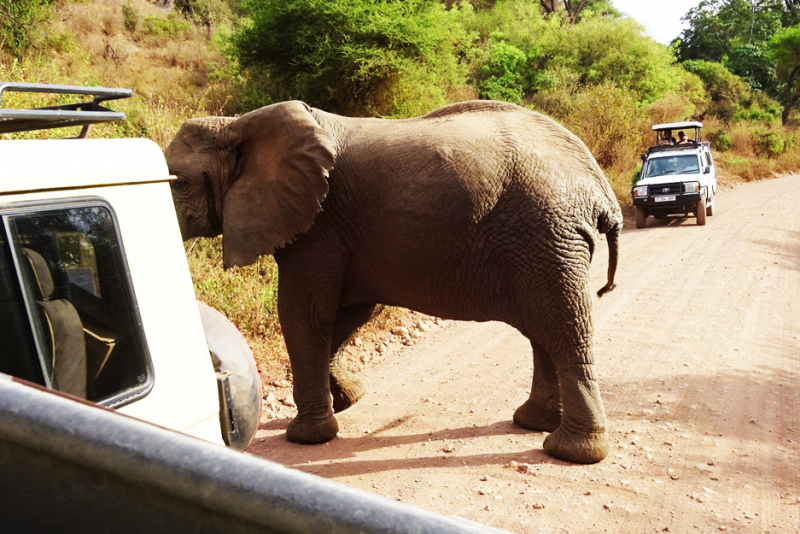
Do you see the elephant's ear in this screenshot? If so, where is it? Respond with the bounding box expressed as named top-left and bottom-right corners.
top-left (221, 101), bottom-right (336, 267)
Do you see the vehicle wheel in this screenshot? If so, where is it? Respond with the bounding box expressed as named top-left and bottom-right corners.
top-left (696, 198), bottom-right (707, 226)
top-left (198, 301), bottom-right (262, 451)
top-left (635, 206), bottom-right (647, 229)
top-left (706, 193), bottom-right (715, 216)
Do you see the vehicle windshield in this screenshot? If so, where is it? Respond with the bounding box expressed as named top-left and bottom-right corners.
top-left (643, 155), bottom-right (700, 177)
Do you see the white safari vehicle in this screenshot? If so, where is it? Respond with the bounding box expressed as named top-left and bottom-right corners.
top-left (0, 83), bottom-right (261, 450)
top-left (631, 121), bottom-right (717, 228)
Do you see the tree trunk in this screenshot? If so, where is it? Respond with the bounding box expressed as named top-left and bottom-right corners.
top-left (539, 0), bottom-right (557, 14)
top-left (782, 65), bottom-right (800, 125)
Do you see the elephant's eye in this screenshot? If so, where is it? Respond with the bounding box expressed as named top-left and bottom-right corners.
top-left (172, 179), bottom-right (190, 192)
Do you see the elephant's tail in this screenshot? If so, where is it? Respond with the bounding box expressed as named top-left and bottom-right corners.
top-left (597, 223), bottom-right (620, 297)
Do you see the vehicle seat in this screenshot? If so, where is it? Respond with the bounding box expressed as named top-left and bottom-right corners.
top-left (21, 248), bottom-right (87, 398)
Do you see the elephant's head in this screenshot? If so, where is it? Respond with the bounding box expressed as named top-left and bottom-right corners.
top-left (165, 101), bottom-right (337, 267)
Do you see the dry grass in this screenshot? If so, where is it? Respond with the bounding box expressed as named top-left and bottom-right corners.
top-left (729, 124), bottom-right (756, 157)
top-left (41, 0), bottom-right (223, 114)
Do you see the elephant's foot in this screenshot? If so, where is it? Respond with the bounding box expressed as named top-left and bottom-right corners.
top-left (286, 412), bottom-right (339, 444)
top-left (542, 425), bottom-right (609, 464)
top-left (513, 398), bottom-right (561, 432)
top-left (330, 376), bottom-right (366, 413)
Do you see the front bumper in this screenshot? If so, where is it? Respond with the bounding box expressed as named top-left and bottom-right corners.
top-left (632, 189), bottom-right (704, 214)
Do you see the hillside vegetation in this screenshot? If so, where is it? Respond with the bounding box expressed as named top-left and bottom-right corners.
top-left (2, 0), bottom-right (799, 376)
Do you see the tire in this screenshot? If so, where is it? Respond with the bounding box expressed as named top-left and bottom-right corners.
top-left (635, 206), bottom-right (647, 229)
top-left (706, 192), bottom-right (715, 216)
top-left (696, 197), bottom-right (707, 226)
top-left (198, 301), bottom-right (262, 451)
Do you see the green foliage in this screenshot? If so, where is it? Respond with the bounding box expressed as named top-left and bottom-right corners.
top-left (478, 39), bottom-right (529, 103)
top-left (46, 31), bottom-right (77, 53)
top-left (143, 13), bottom-right (191, 37)
top-left (767, 24), bottom-right (800, 123)
top-left (229, 0), bottom-right (476, 115)
top-left (734, 104), bottom-right (779, 124)
top-left (678, 0), bottom-right (784, 62)
top-left (548, 17), bottom-right (685, 103)
top-left (707, 130), bottom-right (732, 151)
top-left (753, 128), bottom-right (796, 157)
top-left (677, 1), bottom-right (789, 105)
top-left (682, 59), bottom-right (750, 120)
top-left (727, 43), bottom-right (777, 91)
top-left (122, 2), bottom-right (139, 32)
top-left (469, 0), bottom-right (548, 52)
top-left (0, 0), bottom-right (56, 54)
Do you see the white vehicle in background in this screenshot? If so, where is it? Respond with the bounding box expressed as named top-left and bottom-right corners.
top-left (631, 121), bottom-right (717, 228)
top-left (0, 83), bottom-right (261, 450)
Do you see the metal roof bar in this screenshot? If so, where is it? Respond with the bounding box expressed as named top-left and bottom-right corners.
top-left (0, 82), bottom-right (132, 135)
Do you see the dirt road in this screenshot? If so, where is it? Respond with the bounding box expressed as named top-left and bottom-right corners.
top-left (251, 174), bottom-right (800, 534)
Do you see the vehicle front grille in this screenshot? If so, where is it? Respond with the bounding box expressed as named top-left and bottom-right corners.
top-left (651, 183), bottom-right (681, 195)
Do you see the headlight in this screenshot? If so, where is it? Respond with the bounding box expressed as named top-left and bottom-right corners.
top-left (633, 186), bottom-right (648, 197)
top-left (684, 182), bottom-right (700, 193)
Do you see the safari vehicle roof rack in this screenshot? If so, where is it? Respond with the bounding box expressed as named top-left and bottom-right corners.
top-left (0, 82), bottom-right (132, 137)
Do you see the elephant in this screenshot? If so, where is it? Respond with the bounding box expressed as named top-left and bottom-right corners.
top-left (166, 99), bottom-right (622, 464)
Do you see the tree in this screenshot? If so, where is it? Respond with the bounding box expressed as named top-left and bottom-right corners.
top-left (230, 0), bottom-right (476, 115)
top-left (781, 0), bottom-right (800, 26)
top-left (677, 0), bottom-right (783, 63)
top-left (539, 0), bottom-right (614, 23)
top-left (677, 0), bottom-right (785, 95)
top-left (767, 24), bottom-right (800, 123)
top-left (683, 59), bottom-right (750, 120)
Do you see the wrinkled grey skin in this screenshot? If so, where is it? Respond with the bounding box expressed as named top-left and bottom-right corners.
top-left (166, 100), bottom-right (622, 464)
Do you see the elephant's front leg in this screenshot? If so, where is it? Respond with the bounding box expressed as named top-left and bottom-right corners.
top-left (278, 269), bottom-right (342, 445)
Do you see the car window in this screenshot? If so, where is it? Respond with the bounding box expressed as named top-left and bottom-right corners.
top-left (644, 155), bottom-right (700, 177)
top-left (0, 202), bottom-right (152, 406)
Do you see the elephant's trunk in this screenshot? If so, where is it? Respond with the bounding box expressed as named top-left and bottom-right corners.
top-left (597, 225), bottom-right (619, 297)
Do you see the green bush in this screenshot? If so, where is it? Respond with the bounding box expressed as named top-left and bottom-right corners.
top-left (537, 16), bottom-right (684, 103)
top-left (478, 39), bottom-right (529, 104)
top-left (734, 106), bottom-right (779, 125)
top-left (46, 31), bottom-right (76, 53)
top-left (707, 130), bottom-right (732, 152)
top-left (229, 0), bottom-right (476, 116)
top-left (754, 128), bottom-right (795, 158)
top-left (682, 59), bottom-right (749, 109)
top-left (122, 2), bottom-right (139, 32)
top-left (143, 13), bottom-right (190, 37)
top-left (0, 0), bottom-right (55, 54)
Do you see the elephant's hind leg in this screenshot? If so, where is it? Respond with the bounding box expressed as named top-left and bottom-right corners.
top-left (542, 360), bottom-right (609, 464)
top-left (329, 303), bottom-right (378, 412)
top-left (516, 283), bottom-right (608, 464)
top-left (514, 342), bottom-right (562, 432)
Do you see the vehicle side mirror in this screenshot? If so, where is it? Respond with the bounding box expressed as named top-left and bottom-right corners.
top-left (640, 153), bottom-right (647, 162)
top-left (704, 167), bottom-right (711, 174)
